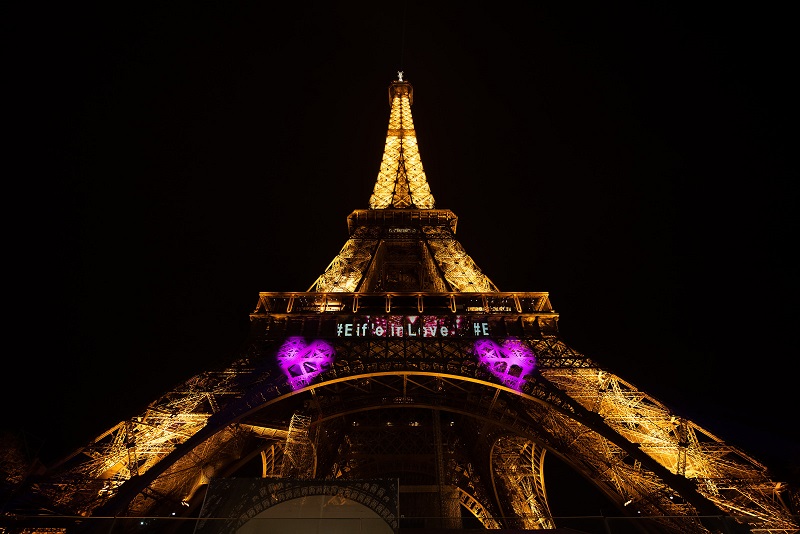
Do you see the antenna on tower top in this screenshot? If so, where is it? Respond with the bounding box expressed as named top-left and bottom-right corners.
top-left (398, 2), bottom-right (407, 72)
top-left (397, 71), bottom-right (404, 82)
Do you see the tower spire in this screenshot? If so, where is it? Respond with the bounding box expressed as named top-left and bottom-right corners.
top-left (368, 73), bottom-right (435, 209)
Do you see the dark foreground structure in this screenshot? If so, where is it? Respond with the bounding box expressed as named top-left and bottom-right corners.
top-left (1, 75), bottom-right (797, 534)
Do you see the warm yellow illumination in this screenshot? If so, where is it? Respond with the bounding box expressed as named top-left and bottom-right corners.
top-left (369, 83), bottom-right (435, 209)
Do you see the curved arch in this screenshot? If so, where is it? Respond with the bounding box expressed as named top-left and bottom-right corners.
top-left (195, 479), bottom-right (398, 534)
top-left (91, 364), bottom-right (738, 533)
top-left (239, 495), bottom-right (393, 534)
top-left (455, 486), bottom-right (502, 529)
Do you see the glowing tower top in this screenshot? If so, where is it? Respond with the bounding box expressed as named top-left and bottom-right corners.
top-left (368, 71), bottom-right (435, 209)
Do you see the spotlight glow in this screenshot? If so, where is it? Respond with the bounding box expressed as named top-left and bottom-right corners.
top-left (276, 337), bottom-right (335, 390)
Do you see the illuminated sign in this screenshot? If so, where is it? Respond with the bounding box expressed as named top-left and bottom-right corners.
top-left (336, 315), bottom-right (489, 338)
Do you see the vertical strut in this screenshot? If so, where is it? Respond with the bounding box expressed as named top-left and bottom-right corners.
top-left (431, 408), bottom-right (461, 528)
top-left (676, 417), bottom-right (688, 477)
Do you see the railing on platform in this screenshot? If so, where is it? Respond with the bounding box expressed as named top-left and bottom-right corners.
top-left (252, 291), bottom-right (556, 317)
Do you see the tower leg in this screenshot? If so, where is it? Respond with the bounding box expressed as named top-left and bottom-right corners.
top-left (432, 408), bottom-right (461, 529)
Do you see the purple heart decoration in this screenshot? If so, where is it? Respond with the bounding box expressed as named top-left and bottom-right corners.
top-left (474, 338), bottom-right (536, 392)
top-left (276, 336), bottom-right (335, 390)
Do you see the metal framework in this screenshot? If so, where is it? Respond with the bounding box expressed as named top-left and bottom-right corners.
top-left (368, 79), bottom-right (435, 210)
top-left (2, 75), bottom-right (797, 534)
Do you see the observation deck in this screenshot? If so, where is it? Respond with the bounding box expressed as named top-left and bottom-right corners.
top-left (252, 291), bottom-right (553, 315)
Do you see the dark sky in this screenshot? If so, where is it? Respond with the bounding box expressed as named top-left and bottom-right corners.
top-left (5, 1), bottom-right (797, 490)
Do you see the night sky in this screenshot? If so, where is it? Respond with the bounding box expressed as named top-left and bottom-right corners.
top-left (5, 0), bottom-right (797, 498)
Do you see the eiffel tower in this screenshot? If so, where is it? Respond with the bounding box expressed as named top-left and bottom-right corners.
top-left (2, 74), bottom-right (798, 534)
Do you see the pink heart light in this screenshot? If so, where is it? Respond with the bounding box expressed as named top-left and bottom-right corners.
top-left (474, 338), bottom-right (536, 392)
top-left (276, 337), bottom-right (335, 390)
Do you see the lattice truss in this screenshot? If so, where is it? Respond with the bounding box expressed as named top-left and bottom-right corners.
top-left (538, 348), bottom-right (798, 534)
top-left (450, 463), bottom-right (502, 529)
top-left (309, 227), bottom-right (380, 292)
top-left (333, 420), bottom-right (438, 479)
top-left (280, 413), bottom-right (315, 478)
top-left (127, 425), bottom-right (251, 515)
top-left (315, 337), bottom-right (797, 533)
top-left (322, 403), bottom-right (502, 529)
top-left (312, 372), bottom-right (671, 530)
top-left (423, 226), bottom-right (499, 292)
top-left (24, 330), bottom-right (797, 533)
top-left (491, 436), bottom-right (556, 530)
top-left (368, 83), bottom-right (435, 209)
top-left (33, 362), bottom-right (258, 515)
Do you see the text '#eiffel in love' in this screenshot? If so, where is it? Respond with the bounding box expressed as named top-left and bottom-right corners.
top-left (336, 315), bottom-right (491, 338)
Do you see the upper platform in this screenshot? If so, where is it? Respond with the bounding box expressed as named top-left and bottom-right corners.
top-left (347, 208), bottom-right (458, 235)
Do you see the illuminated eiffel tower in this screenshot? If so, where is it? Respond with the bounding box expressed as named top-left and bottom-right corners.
top-left (3, 74), bottom-right (798, 534)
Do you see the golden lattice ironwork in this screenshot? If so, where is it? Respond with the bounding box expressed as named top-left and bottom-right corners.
top-left (3, 75), bottom-right (797, 534)
top-left (491, 437), bottom-right (556, 529)
top-left (280, 413), bottom-right (315, 478)
top-left (368, 78), bottom-right (435, 210)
